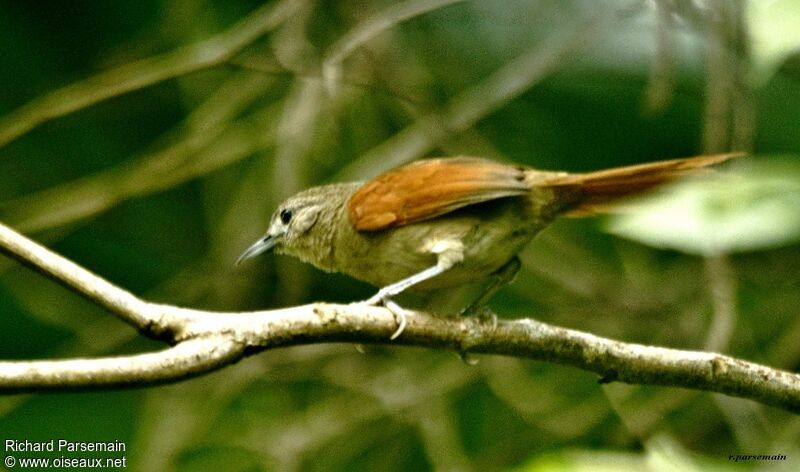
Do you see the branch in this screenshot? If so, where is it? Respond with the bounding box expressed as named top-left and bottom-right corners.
top-left (0, 221), bottom-right (798, 414)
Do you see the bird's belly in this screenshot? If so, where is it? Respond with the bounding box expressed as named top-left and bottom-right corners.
top-left (338, 199), bottom-right (543, 290)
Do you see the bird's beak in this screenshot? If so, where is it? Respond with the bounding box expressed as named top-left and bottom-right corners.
top-left (236, 235), bottom-right (278, 266)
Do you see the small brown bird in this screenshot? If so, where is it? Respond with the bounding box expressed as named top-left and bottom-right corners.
top-left (238, 154), bottom-right (738, 338)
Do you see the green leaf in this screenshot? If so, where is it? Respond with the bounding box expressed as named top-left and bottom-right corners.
top-left (605, 157), bottom-right (800, 255)
top-left (748, 0), bottom-right (800, 84)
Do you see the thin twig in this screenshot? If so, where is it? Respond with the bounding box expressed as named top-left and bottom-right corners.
top-left (703, 255), bottom-right (737, 352)
top-left (0, 337), bottom-right (243, 391)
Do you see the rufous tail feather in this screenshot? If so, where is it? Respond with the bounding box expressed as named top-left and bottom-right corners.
top-left (542, 153), bottom-right (742, 216)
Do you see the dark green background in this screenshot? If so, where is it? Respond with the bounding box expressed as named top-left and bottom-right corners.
top-left (0, 1), bottom-right (798, 470)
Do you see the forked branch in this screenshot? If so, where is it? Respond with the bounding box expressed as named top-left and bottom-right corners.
top-left (0, 221), bottom-right (798, 414)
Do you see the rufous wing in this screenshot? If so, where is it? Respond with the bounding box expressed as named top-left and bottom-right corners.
top-left (348, 157), bottom-right (530, 231)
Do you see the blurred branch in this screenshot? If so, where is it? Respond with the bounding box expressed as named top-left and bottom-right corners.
top-left (0, 0), bottom-right (303, 150)
top-left (1, 222), bottom-right (799, 413)
top-left (335, 1), bottom-right (644, 181)
top-left (702, 0), bottom-right (736, 154)
top-left (322, 0), bottom-right (467, 93)
top-left (699, 0), bottom-right (750, 355)
top-left (643, 0), bottom-right (676, 115)
top-left (1, 82), bottom-right (278, 232)
top-left (703, 254), bottom-right (737, 352)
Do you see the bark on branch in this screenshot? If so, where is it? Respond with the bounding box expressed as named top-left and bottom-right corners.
top-left (0, 221), bottom-right (798, 414)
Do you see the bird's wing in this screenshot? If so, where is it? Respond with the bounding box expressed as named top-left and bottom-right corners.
top-left (348, 157), bottom-right (529, 231)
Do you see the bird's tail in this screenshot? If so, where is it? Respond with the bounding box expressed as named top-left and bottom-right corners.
top-left (541, 153), bottom-right (742, 216)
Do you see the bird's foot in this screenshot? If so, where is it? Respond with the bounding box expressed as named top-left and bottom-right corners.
top-left (455, 307), bottom-right (496, 366)
top-left (358, 292), bottom-right (408, 340)
top-left (460, 304), bottom-right (498, 331)
top-left (458, 351), bottom-right (480, 366)
top-left (480, 310), bottom-right (498, 332)
top-left (384, 299), bottom-right (408, 340)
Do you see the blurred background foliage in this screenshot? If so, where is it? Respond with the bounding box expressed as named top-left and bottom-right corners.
top-left (0, 0), bottom-right (799, 470)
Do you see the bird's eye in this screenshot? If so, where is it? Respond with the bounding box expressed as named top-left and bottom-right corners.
top-left (279, 208), bottom-right (293, 225)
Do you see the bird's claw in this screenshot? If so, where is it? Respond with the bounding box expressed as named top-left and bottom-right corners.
top-left (460, 305), bottom-right (498, 331)
top-left (385, 300), bottom-right (407, 340)
top-left (480, 310), bottom-right (498, 331)
top-left (358, 292), bottom-right (408, 340)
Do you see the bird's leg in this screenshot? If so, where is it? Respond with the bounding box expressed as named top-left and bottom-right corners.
top-left (364, 265), bottom-right (446, 305)
top-left (360, 239), bottom-right (464, 339)
top-left (454, 258), bottom-right (521, 364)
top-left (460, 257), bottom-right (522, 328)
top-left (362, 265), bottom-right (445, 340)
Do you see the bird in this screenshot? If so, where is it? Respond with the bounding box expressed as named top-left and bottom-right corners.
top-left (238, 153), bottom-right (739, 338)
